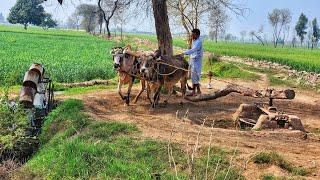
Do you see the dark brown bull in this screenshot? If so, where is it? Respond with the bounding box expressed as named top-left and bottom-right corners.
top-left (140, 52), bottom-right (189, 108)
top-left (111, 46), bottom-right (149, 105)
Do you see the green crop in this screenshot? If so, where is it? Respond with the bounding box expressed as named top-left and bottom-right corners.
top-left (0, 25), bottom-right (118, 84)
top-left (202, 41), bottom-right (320, 73)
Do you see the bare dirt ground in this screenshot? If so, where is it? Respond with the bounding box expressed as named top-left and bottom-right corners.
top-left (57, 73), bottom-right (320, 179)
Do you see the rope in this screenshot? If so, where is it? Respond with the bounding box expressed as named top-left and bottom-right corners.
top-left (117, 57), bottom-right (145, 81)
top-left (154, 60), bottom-right (244, 88)
top-left (156, 61), bottom-right (190, 72)
top-left (117, 55), bottom-right (255, 91)
top-left (151, 67), bottom-right (179, 76)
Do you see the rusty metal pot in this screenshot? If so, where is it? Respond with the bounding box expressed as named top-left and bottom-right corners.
top-left (23, 70), bottom-right (40, 90)
top-left (19, 86), bottom-right (36, 108)
top-left (29, 63), bottom-right (45, 79)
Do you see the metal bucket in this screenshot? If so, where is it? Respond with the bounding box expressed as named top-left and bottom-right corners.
top-left (23, 70), bottom-right (40, 90)
top-left (19, 86), bottom-right (36, 108)
top-left (29, 63), bottom-right (45, 78)
top-left (33, 93), bottom-right (46, 109)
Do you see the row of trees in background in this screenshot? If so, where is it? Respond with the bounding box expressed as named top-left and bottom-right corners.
top-left (245, 8), bottom-right (320, 49)
top-left (295, 13), bottom-right (320, 49)
top-left (67, 0), bottom-right (132, 38)
top-left (0, 13), bottom-right (5, 23)
top-left (7, 0), bottom-right (57, 30)
top-left (66, 0), bottom-right (245, 45)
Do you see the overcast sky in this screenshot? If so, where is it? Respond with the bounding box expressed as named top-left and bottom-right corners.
top-left (1, 0), bottom-right (319, 38)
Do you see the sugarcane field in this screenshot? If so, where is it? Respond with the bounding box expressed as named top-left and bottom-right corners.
top-left (1, 0), bottom-right (320, 179)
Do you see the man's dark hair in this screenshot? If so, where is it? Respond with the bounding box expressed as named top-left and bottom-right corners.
top-left (192, 29), bottom-right (200, 36)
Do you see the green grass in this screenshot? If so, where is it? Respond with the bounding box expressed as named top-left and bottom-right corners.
top-left (204, 60), bottom-right (259, 81)
top-left (0, 25), bottom-right (120, 84)
top-left (14, 99), bottom-right (243, 179)
top-left (253, 151), bottom-right (309, 176)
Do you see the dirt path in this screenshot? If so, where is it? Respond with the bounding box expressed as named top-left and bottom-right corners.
top-left (57, 75), bottom-right (320, 179)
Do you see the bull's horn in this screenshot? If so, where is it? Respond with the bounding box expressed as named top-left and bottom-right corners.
top-left (124, 49), bottom-right (141, 57)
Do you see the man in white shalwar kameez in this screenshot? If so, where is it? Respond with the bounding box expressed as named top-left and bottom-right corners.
top-left (183, 29), bottom-right (203, 96)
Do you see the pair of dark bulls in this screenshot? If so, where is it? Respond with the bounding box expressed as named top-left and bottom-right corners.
top-left (110, 46), bottom-right (189, 108)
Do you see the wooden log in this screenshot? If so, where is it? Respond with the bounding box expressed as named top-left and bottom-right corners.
top-left (184, 84), bottom-right (295, 102)
top-left (59, 80), bottom-right (110, 88)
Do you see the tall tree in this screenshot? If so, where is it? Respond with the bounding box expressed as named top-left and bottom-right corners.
top-left (67, 12), bottom-right (81, 30)
top-left (168, 0), bottom-right (246, 47)
top-left (97, 0), bottom-right (131, 37)
top-left (295, 13), bottom-right (308, 46)
top-left (7, 0), bottom-right (46, 29)
top-left (268, 8), bottom-right (292, 47)
top-left (113, 5), bottom-right (133, 40)
top-left (0, 13), bottom-right (5, 23)
top-left (240, 30), bottom-right (246, 42)
top-left (97, 9), bottom-right (104, 34)
top-left (311, 18), bottom-right (320, 49)
top-left (76, 4), bottom-right (98, 33)
top-left (41, 13), bottom-right (57, 30)
top-left (250, 25), bottom-right (265, 46)
top-left (208, 4), bottom-right (229, 43)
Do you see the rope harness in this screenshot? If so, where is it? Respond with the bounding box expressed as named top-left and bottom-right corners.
top-left (115, 53), bottom-right (145, 81)
top-left (113, 49), bottom-right (253, 92)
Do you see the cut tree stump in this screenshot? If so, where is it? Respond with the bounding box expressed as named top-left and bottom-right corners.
top-left (184, 84), bottom-right (295, 102)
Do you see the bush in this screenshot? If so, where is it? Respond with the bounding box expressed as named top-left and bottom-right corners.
top-left (0, 72), bottom-right (32, 161)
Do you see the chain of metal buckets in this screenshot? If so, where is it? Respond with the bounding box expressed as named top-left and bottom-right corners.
top-left (19, 63), bottom-right (54, 134)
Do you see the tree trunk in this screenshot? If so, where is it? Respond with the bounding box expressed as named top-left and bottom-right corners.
top-left (152, 0), bottom-right (173, 56)
top-left (24, 23), bottom-right (27, 30)
top-left (99, 23), bottom-right (102, 34)
top-left (120, 24), bottom-right (123, 41)
top-left (106, 22), bottom-right (111, 37)
top-left (253, 34), bottom-right (265, 46)
top-left (184, 84), bottom-right (295, 102)
top-left (98, 0), bottom-right (118, 38)
top-left (215, 30), bottom-right (218, 43)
